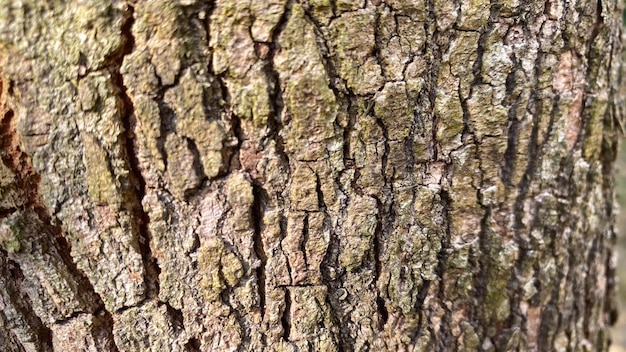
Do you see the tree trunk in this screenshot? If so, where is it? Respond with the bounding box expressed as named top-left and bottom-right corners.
top-left (0, 0), bottom-right (623, 351)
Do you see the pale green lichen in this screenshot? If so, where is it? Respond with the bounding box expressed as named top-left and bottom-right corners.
top-left (274, 4), bottom-right (343, 166)
top-left (374, 82), bottom-right (413, 141)
top-left (0, 221), bottom-right (21, 253)
top-left (113, 301), bottom-right (186, 352)
top-left (198, 237), bottom-right (244, 301)
top-left (164, 133), bottom-right (201, 198)
top-left (231, 71), bottom-right (273, 127)
top-left (435, 67), bottom-right (464, 147)
top-left (301, 0), bottom-right (334, 25)
top-left (461, 322), bottom-right (480, 350)
top-left (290, 164), bottom-right (319, 211)
top-left (458, 0), bottom-right (490, 30)
top-left (130, 1), bottom-right (189, 85)
top-left (583, 93), bottom-right (608, 160)
top-left (209, 0), bottom-right (257, 77)
top-left (482, 42), bottom-right (514, 86)
top-left (467, 85), bottom-right (506, 140)
top-left (448, 32), bottom-right (479, 98)
top-left (225, 172), bottom-right (255, 231)
top-left (166, 69), bottom-right (230, 179)
top-left (226, 172), bottom-right (254, 207)
top-left (82, 133), bottom-right (119, 205)
top-left (330, 9), bottom-right (384, 95)
top-left (482, 236), bottom-right (518, 323)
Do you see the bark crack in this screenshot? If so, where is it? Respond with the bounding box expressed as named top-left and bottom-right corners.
top-left (252, 185), bottom-right (267, 321)
top-left (281, 287), bottom-right (291, 341)
top-left (1, 251), bottom-right (53, 352)
top-left (435, 188), bottom-right (453, 346)
top-left (113, 3), bottom-right (161, 302)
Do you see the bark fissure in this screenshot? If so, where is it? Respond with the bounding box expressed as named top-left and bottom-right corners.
top-left (281, 287), bottom-right (291, 341)
top-left (113, 3), bottom-right (161, 302)
top-left (264, 0), bottom-right (293, 178)
top-left (435, 189), bottom-right (454, 347)
top-left (252, 185), bottom-right (267, 321)
top-left (0, 250), bottom-right (54, 352)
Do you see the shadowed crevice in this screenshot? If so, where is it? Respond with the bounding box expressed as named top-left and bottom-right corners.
top-left (0, 251), bottom-right (53, 352)
top-left (110, 3), bottom-right (162, 303)
top-left (252, 185), bottom-right (268, 321)
top-left (281, 287), bottom-right (292, 341)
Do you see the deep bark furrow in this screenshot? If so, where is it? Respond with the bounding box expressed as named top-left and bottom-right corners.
top-left (114, 3), bottom-right (161, 302)
top-left (252, 185), bottom-right (268, 321)
top-left (0, 251), bottom-right (53, 352)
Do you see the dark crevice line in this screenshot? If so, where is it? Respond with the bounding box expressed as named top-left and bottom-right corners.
top-left (316, 295), bottom-right (342, 350)
top-left (373, 198), bottom-right (384, 293)
top-left (372, 194), bottom-right (389, 334)
top-left (1, 251), bottom-right (54, 352)
top-left (184, 337), bottom-right (202, 352)
top-left (578, 0), bottom-right (607, 155)
top-left (301, 212), bottom-right (310, 267)
top-left (342, 97), bottom-right (357, 185)
top-left (263, 0), bottom-right (292, 176)
top-left (410, 279), bottom-right (431, 345)
top-left (375, 295), bottom-right (388, 331)
top-left (300, 5), bottom-right (342, 98)
top-left (226, 101), bottom-right (244, 172)
top-left (0, 207), bottom-right (17, 218)
top-left (372, 8), bottom-right (388, 80)
top-left (281, 287), bottom-right (291, 341)
top-left (501, 65), bottom-right (523, 186)
top-left (512, 40), bottom-right (544, 228)
top-left (425, 0), bottom-right (443, 162)
top-left (279, 214), bottom-right (294, 285)
top-left (244, 2), bottom-right (295, 345)
top-left (260, 3), bottom-right (295, 310)
top-left (595, 0), bottom-right (620, 330)
top-left (112, 3), bottom-right (161, 302)
top-left (156, 103), bottom-right (177, 172)
top-left (164, 303), bottom-right (185, 335)
top-left (601, 123), bottom-right (620, 327)
top-left (504, 5), bottom-right (548, 345)
top-left (183, 137), bottom-right (209, 199)
top-left (370, 92), bottom-right (397, 339)
top-left (539, 229), bottom-right (565, 351)
top-left (474, 205), bottom-right (492, 341)
top-left (251, 185), bottom-right (267, 321)
top-left (93, 307), bottom-right (120, 352)
top-left (298, 14), bottom-right (353, 347)
top-left (434, 188), bottom-right (453, 347)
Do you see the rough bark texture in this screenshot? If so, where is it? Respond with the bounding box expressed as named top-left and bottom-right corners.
top-left (0, 0), bottom-right (623, 351)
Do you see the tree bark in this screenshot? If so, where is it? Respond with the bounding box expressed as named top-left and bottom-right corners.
top-left (0, 0), bottom-right (623, 351)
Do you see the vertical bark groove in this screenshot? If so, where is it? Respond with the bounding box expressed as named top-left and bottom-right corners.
top-left (114, 3), bottom-right (162, 302)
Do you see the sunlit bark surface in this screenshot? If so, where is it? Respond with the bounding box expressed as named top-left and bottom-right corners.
top-left (0, 0), bottom-right (623, 351)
